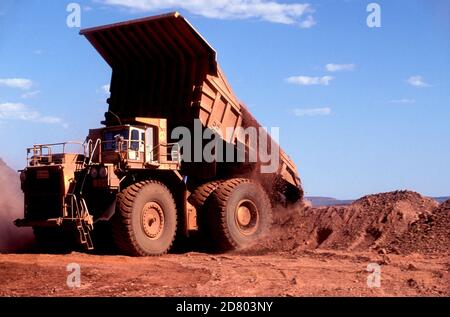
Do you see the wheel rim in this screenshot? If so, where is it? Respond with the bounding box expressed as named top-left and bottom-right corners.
top-left (235, 199), bottom-right (260, 236)
top-left (141, 202), bottom-right (164, 240)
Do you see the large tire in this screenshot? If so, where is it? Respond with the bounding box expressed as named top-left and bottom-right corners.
top-left (186, 181), bottom-right (222, 250)
top-left (188, 181), bottom-right (222, 210)
top-left (111, 180), bottom-right (177, 256)
top-left (207, 178), bottom-right (272, 251)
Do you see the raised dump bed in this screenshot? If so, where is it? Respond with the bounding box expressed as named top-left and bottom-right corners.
top-left (81, 12), bottom-right (303, 202)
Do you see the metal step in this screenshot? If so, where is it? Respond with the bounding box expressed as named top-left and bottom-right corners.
top-left (76, 220), bottom-right (94, 251)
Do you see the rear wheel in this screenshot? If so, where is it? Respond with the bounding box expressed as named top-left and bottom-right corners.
top-left (111, 180), bottom-right (177, 256)
top-left (188, 181), bottom-right (221, 210)
top-left (186, 181), bottom-right (222, 250)
top-left (207, 178), bottom-right (272, 251)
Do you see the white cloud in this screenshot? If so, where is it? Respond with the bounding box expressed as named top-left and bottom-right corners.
top-left (0, 102), bottom-right (68, 128)
top-left (406, 75), bottom-right (430, 87)
top-left (390, 98), bottom-right (415, 104)
top-left (326, 63), bottom-right (355, 72)
top-left (0, 78), bottom-right (33, 90)
top-left (293, 107), bottom-right (331, 117)
top-left (286, 75), bottom-right (334, 86)
top-left (101, 0), bottom-right (316, 27)
top-left (102, 84), bottom-right (111, 94)
top-left (83, 6), bottom-right (93, 11)
top-left (21, 90), bottom-right (41, 99)
top-left (298, 15), bottom-right (316, 28)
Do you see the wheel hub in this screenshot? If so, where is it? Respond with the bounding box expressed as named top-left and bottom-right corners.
top-left (237, 206), bottom-right (252, 226)
top-left (142, 202), bottom-right (164, 240)
top-left (235, 199), bottom-right (259, 236)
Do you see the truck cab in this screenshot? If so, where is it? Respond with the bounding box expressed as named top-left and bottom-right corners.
top-left (87, 118), bottom-right (180, 170)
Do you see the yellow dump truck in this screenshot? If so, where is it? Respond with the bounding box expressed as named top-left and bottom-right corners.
top-left (15, 13), bottom-right (303, 256)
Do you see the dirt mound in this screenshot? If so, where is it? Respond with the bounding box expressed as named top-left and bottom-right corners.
top-left (0, 159), bottom-right (33, 253)
top-left (387, 199), bottom-right (450, 255)
top-left (243, 190), bottom-right (439, 255)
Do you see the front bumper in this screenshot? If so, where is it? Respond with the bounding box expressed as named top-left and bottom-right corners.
top-left (14, 217), bottom-right (72, 228)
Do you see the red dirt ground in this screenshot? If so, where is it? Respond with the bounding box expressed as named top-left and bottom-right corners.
top-left (0, 192), bottom-right (448, 297)
top-left (0, 250), bottom-right (448, 297)
top-left (1, 160), bottom-right (448, 297)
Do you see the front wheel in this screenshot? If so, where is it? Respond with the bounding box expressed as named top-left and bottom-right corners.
top-left (207, 178), bottom-right (272, 251)
top-left (111, 180), bottom-right (177, 256)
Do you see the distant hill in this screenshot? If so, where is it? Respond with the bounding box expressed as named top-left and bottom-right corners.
top-left (305, 197), bottom-right (354, 207)
top-left (433, 197), bottom-right (450, 204)
top-left (306, 196), bottom-right (449, 207)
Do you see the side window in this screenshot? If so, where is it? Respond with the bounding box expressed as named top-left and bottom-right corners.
top-left (130, 129), bottom-right (140, 151)
top-left (103, 132), bottom-right (114, 151)
top-left (140, 132), bottom-right (145, 152)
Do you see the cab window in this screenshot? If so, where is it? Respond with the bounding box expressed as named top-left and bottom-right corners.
top-left (130, 129), bottom-right (140, 151)
top-left (103, 129), bottom-right (129, 151)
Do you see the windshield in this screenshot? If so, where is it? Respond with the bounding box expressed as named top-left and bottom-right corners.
top-left (103, 129), bottom-right (129, 151)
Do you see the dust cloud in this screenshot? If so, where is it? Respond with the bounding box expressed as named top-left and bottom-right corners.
top-left (0, 158), bottom-right (33, 252)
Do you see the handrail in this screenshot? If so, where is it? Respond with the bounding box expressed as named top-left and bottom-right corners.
top-left (27, 141), bottom-right (85, 167)
top-left (88, 139), bottom-right (102, 165)
top-left (83, 137), bottom-right (182, 165)
top-left (30, 141), bottom-right (84, 148)
top-left (27, 138), bottom-right (181, 166)
top-left (147, 142), bottom-right (181, 163)
top-left (85, 139), bottom-right (93, 157)
top-left (66, 193), bottom-right (80, 219)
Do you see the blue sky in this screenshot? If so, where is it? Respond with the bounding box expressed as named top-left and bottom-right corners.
top-left (0, 0), bottom-right (449, 198)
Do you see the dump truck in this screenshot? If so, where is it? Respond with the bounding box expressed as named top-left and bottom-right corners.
top-left (15, 13), bottom-right (303, 256)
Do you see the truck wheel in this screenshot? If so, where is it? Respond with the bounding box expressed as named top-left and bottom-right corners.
top-left (188, 181), bottom-right (221, 210)
top-left (187, 181), bottom-right (222, 248)
top-left (207, 178), bottom-right (272, 251)
top-left (112, 180), bottom-right (177, 256)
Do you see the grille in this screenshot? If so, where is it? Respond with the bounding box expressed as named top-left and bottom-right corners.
top-left (25, 167), bottom-right (64, 221)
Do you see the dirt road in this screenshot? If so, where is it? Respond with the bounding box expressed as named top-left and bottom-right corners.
top-left (0, 250), bottom-right (448, 297)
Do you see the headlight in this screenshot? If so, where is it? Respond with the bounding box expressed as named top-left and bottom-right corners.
top-left (99, 166), bottom-right (108, 178)
top-left (90, 167), bottom-right (98, 179)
